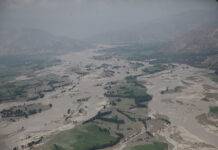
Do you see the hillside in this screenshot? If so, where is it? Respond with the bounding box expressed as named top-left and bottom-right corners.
top-left (90, 10), bottom-right (218, 45)
top-left (100, 22), bottom-right (218, 75)
top-left (0, 28), bottom-right (91, 82)
top-left (0, 28), bottom-right (90, 56)
top-left (156, 24), bottom-right (218, 71)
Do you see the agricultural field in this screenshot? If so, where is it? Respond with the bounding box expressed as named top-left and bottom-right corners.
top-left (127, 142), bottom-right (168, 150)
top-left (0, 55), bottom-right (60, 83)
top-left (105, 76), bottom-right (152, 107)
top-left (0, 74), bottom-right (70, 102)
top-left (207, 73), bottom-right (218, 83)
top-left (38, 123), bottom-right (121, 150)
top-left (142, 64), bottom-right (169, 75)
top-left (0, 103), bottom-right (52, 121)
top-left (101, 44), bottom-right (162, 61)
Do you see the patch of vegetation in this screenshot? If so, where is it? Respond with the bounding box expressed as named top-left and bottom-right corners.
top-left (125, 75), bottom-right (145, 88)
top-left (128, 142), bottom-right (168, 150)
top-left (129, 62), bottom-right (144, 69)
top-left (0, 80), bottom-right (38, 102)
top-left (0, 103), bottom-right (51, 120)
top-left (92, 55), bottom-right (112, 60)
top-left (102, 44), bottom-right (162, 61)
top-left (125, 75), bottom-right (137, 83)
top-left (98, 115), bottom-right (125, 124)
top-left (150, 49), bottom-right (218, 69)
top-left (83, 111), bottom-right (112, 124)
top-left (0, 54), bottom-right (63, 103)
top-left (0, 74), bottom-right (69, 102)
top-left (143, 64), bottom-right (168, 74)
top-left (207, 73), bottom-right (218, 83)
top-left (160, 86), bottom-right (184, 94)
top-left (105, 82), bottom-right (152, 107)
top-left (105, 76), bottom-right (152, 107)
top-left (41, 123), bottom-right (122, 150)
top-left (160, 118), bottom-right (171, 125)
top-left (0, 54), bottom-right (60, 83)
top-left (117, 109), bottom-right (136, 122)
top-left (196, 113), bottom-right (218, 127)
top-left (103, 43), bottom-right (218, 74)
top-left (209, 106), bottom-right (218, 115)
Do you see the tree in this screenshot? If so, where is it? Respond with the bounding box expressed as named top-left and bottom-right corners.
top-left (67, 109), bottom-right (71, 114)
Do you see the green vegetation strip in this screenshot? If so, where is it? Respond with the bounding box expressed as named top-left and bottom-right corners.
top-left (102, 44), bottom-right (162, 61)
top-left (117, 109), bottom-right (136, 122)
top-left (105, 76), bottom-right (152, 107)
top-left (0, 74), bottom-right (66, 102)
top-left (99, 115), bottom-right (125, 124)
top-left (128, 142), bottom-right (168, 150)
top-left (0, 55), bottom-right (60, 82)
top-left (41, 123), bottom-right (122, 150)
top-left (143, 64), bottom-right (168, 75)
top-left (207, 73), bottom-right (218, 83)
top-left (209, 106), bottom-right (218, 115)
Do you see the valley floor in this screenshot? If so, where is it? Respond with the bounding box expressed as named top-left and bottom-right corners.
top-left (0, 45), bottom-right (217, 150)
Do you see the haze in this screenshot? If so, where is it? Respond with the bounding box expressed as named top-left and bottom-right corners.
top-left (0, 1), bottom-right (218, 150)
top-left (0, 0), bottom-right (216, 39)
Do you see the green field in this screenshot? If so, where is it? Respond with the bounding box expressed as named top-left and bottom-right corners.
top-left (105, 76), bottom-right (152, 107)
top-left (209, 106), bottom-right (218, 115)
top-left (102, 44), bottom-right (162, 61)
top-left (143, 64), bottom-right (168, 75)
top-left (128, 142), bottom-right (168, 150)
top-left (207, 73), bottom-right (218, 83)
top-left (0, 74), bottom-right (68, 102)
top-left (106, 82), bottom-right (152, 107)
top-left (99, 115), bottom-right (125, 124)
top-left (0, 54), bottom-right (62, 102)
top-left (40, 123), bottom-right (121, 150)
top-left (0, 54), bottom-right (60, 83)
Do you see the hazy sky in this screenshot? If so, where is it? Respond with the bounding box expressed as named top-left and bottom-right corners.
top-left (0, 0), bottom-right (217, 39)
